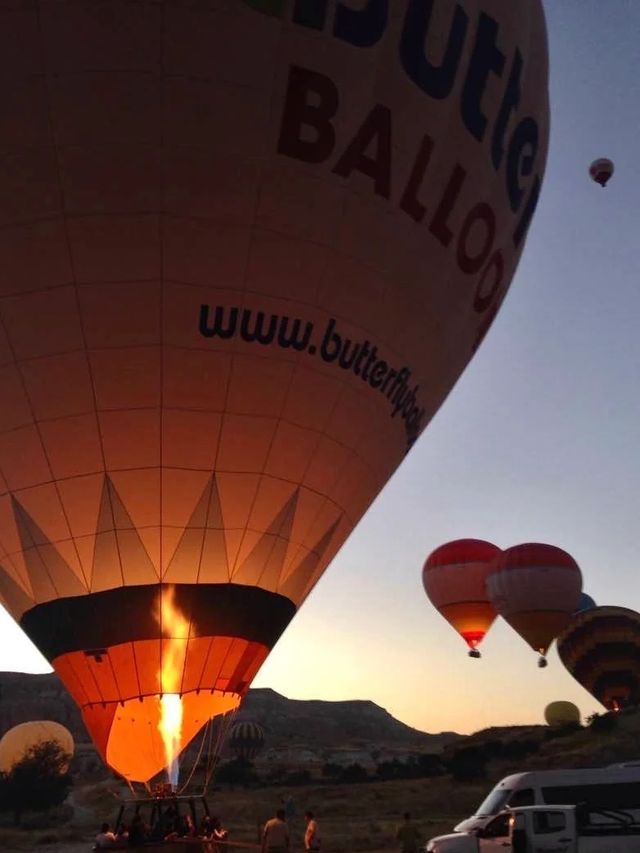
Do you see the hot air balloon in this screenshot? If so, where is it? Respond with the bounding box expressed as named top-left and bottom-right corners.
top-left (544, 701), bottom-right (580, 728)
top-left (557, 606), bottom-right (640, 712)
top-left (576, 592), bottom-right (597, 614)
top-left (0, 0), bottom-right (549, 783)
top-left (0, 721), bottom-right (74, 773)
top-left (589, 158), bottom-right (614, 187)
top-left (486, 544), bottom-right (582, 667)
top-left (423, 539), bottom-right (501, 658)
top-left (228, 721), bottom-right (265, 761)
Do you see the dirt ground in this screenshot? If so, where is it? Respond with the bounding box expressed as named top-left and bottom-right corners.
top-left (0, 775), bottom-right (487, 852)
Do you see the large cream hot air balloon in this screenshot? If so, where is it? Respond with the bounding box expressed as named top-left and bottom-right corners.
top-left (0, 0), bottom-right (549, 782)
top-left (0, 721), bottom-right (74, 773)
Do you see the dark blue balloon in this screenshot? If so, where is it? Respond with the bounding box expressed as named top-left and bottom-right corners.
top-left (575, 592), bottom-right (596, 613)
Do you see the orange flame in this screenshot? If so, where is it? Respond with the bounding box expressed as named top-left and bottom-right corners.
top-left (156, 586), bottom-right (191, 786)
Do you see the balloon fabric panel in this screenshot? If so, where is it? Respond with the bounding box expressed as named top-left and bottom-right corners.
top-left (0, 0), bottom-right (549, 780)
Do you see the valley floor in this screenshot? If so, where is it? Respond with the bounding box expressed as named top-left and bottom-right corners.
top-left (0, 776), bottom-right (487, 852)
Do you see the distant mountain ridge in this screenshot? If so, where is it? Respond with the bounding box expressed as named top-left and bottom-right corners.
top-left (0, 672), bottom-right (459, 759)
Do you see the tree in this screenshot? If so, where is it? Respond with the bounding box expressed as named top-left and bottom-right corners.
top-left (215, 757), bottom-right (257, 787)
top-left (446, 746), bottom-right (487, 782)
top-left (0, 740), bottom-right (72, 825)
top-left (417, 753), bottom-right (444, 777)
top-left (587, 712), bottom-right (618, 733)
top-left (339, 763), bottom-right (368, 783)
top-left (321, 762), bottom-right (342, 780)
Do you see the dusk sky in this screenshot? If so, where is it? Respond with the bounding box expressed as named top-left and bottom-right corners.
top-left (2, 0), bottom-right (639, 736)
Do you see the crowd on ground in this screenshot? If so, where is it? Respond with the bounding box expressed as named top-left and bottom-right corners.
top-left (95, 805), bottom-right (422, 853)
top-left (94, 810), bottom-right (228, 849)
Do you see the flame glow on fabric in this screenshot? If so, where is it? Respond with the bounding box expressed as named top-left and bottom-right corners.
top-left (0, 0), bottom-right (549, 781)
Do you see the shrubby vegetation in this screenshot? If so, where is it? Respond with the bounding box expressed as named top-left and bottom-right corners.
top-left (0, 741), bottom-right (72, 825)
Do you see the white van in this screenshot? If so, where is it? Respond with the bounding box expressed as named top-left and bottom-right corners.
top-left (454, 762), bottom-right (640, 833)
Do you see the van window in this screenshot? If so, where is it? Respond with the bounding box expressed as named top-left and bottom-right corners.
top-left (474, 789), bottom-right (512, 816)
top-left (541, 782), bottom-right (640, 810)
top-left (533, 811), bottom-right (566, 834)
top-left (508, 788), bottom-right (535, 807)
top-left (482, 814), bottom-right (510, 838)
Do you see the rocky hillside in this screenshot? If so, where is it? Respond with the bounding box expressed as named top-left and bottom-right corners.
top-left (0, 672), bottom-right (458, 760)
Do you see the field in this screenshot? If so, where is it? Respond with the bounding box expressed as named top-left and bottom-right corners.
top-left (0, 775), bottom-right (487, 853)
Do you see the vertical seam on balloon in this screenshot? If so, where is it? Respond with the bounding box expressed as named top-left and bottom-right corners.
top-left (157, 0), bottom-right (168, 704)
top-left (246, 489), bottom-right (299, 590)
top-left (30, 1), bottom-right (125, 596)
top-left (193, 633), bottom-right (216, 695)
top-left (193, 475), bottom-right (216, 587)
top-left (82, 653), bottom-right (108, 710)
top-left (130, 640), bottom-right (143, 706)
top-left (271, 378), bottom-right (353, 598)
top-left (205, 636), bottom-right (236, 696)
top-left (105, 650), bottom-right (124, 704)
top-left (0, 552), bottom-right (35, 603)
top-left (62, 653), bottom-right (92, 709)
top-left (214, 4), bottom-right (297, 585)
top-left (0, 347), bottom-right (81, 598)
top-left (158, 0), bottom-right (166, 594)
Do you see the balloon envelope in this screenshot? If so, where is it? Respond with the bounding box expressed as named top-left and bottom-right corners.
top-left (589, 158), bottom-right (614, 187)
top-left (0, 721), bottom-right (74, 773)
top-left (423, 539), bottom-right (501, 651)
top-left (544, 701), bottom-right (580, 727)
top-left (487, 544), bottom-right (582, 657)
top-left (576, 593), bottom-right (597, 614)
top-left (229, 721), bottom-right (265, 760)
top-left (0, 0), bottom-right (549, 781)
top-left (557, 606), bottom-right (640, 712)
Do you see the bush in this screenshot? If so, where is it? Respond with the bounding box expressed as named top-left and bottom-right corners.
top-left (544, 722), bottom-right (581, 740)
top-left (587, 712), bottom-right (618, 733)
top-left (339, 763), bottom-right (368, 784)
top-left (446, 746), bottom-right (487, 782)
top-left (0, 741), bottom-right (72, 825)
top-left (215, 758), bottom-right (258, 787)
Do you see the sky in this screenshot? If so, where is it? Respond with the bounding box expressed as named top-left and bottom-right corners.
top-left (2, 1), bottom-right (640, 737)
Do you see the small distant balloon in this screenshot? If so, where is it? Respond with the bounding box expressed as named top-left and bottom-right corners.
top-left (544, 701), bottom-right (580, 727)
top-left (589, 158), bottom-right (614, 187)
top-left (0, 721), bottom-right (74, 773)
top-left (228, 721), bottom-right (265, 760)
top-left (576, 592), bottom-right (597, 613)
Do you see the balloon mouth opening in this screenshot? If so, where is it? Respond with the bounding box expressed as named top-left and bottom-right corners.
top-left (463, 632), bottom-right (485, 649)
top-left (100, 691), bottom-right (241, 783)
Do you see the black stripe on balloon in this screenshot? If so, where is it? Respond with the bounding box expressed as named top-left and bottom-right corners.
top-left (558, 612), bottom-right (640, 657)
top-left (19, 583), bottom-right (296, 662)
top-left (571, 643), bottom-right (640, 682)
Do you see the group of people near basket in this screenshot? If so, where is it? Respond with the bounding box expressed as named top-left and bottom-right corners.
top-left (94, 810), bottom-right (229, 848)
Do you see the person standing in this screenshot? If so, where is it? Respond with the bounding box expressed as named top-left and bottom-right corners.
top-left (262, 808), bottom-right (290, 853)
top-left (396, 812), bottom-right (421, 853)
top-left (304, 810), bottom-right (321, 852)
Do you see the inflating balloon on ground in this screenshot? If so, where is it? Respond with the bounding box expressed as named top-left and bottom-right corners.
top-left (0, 0), bottom-right (549, 782)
